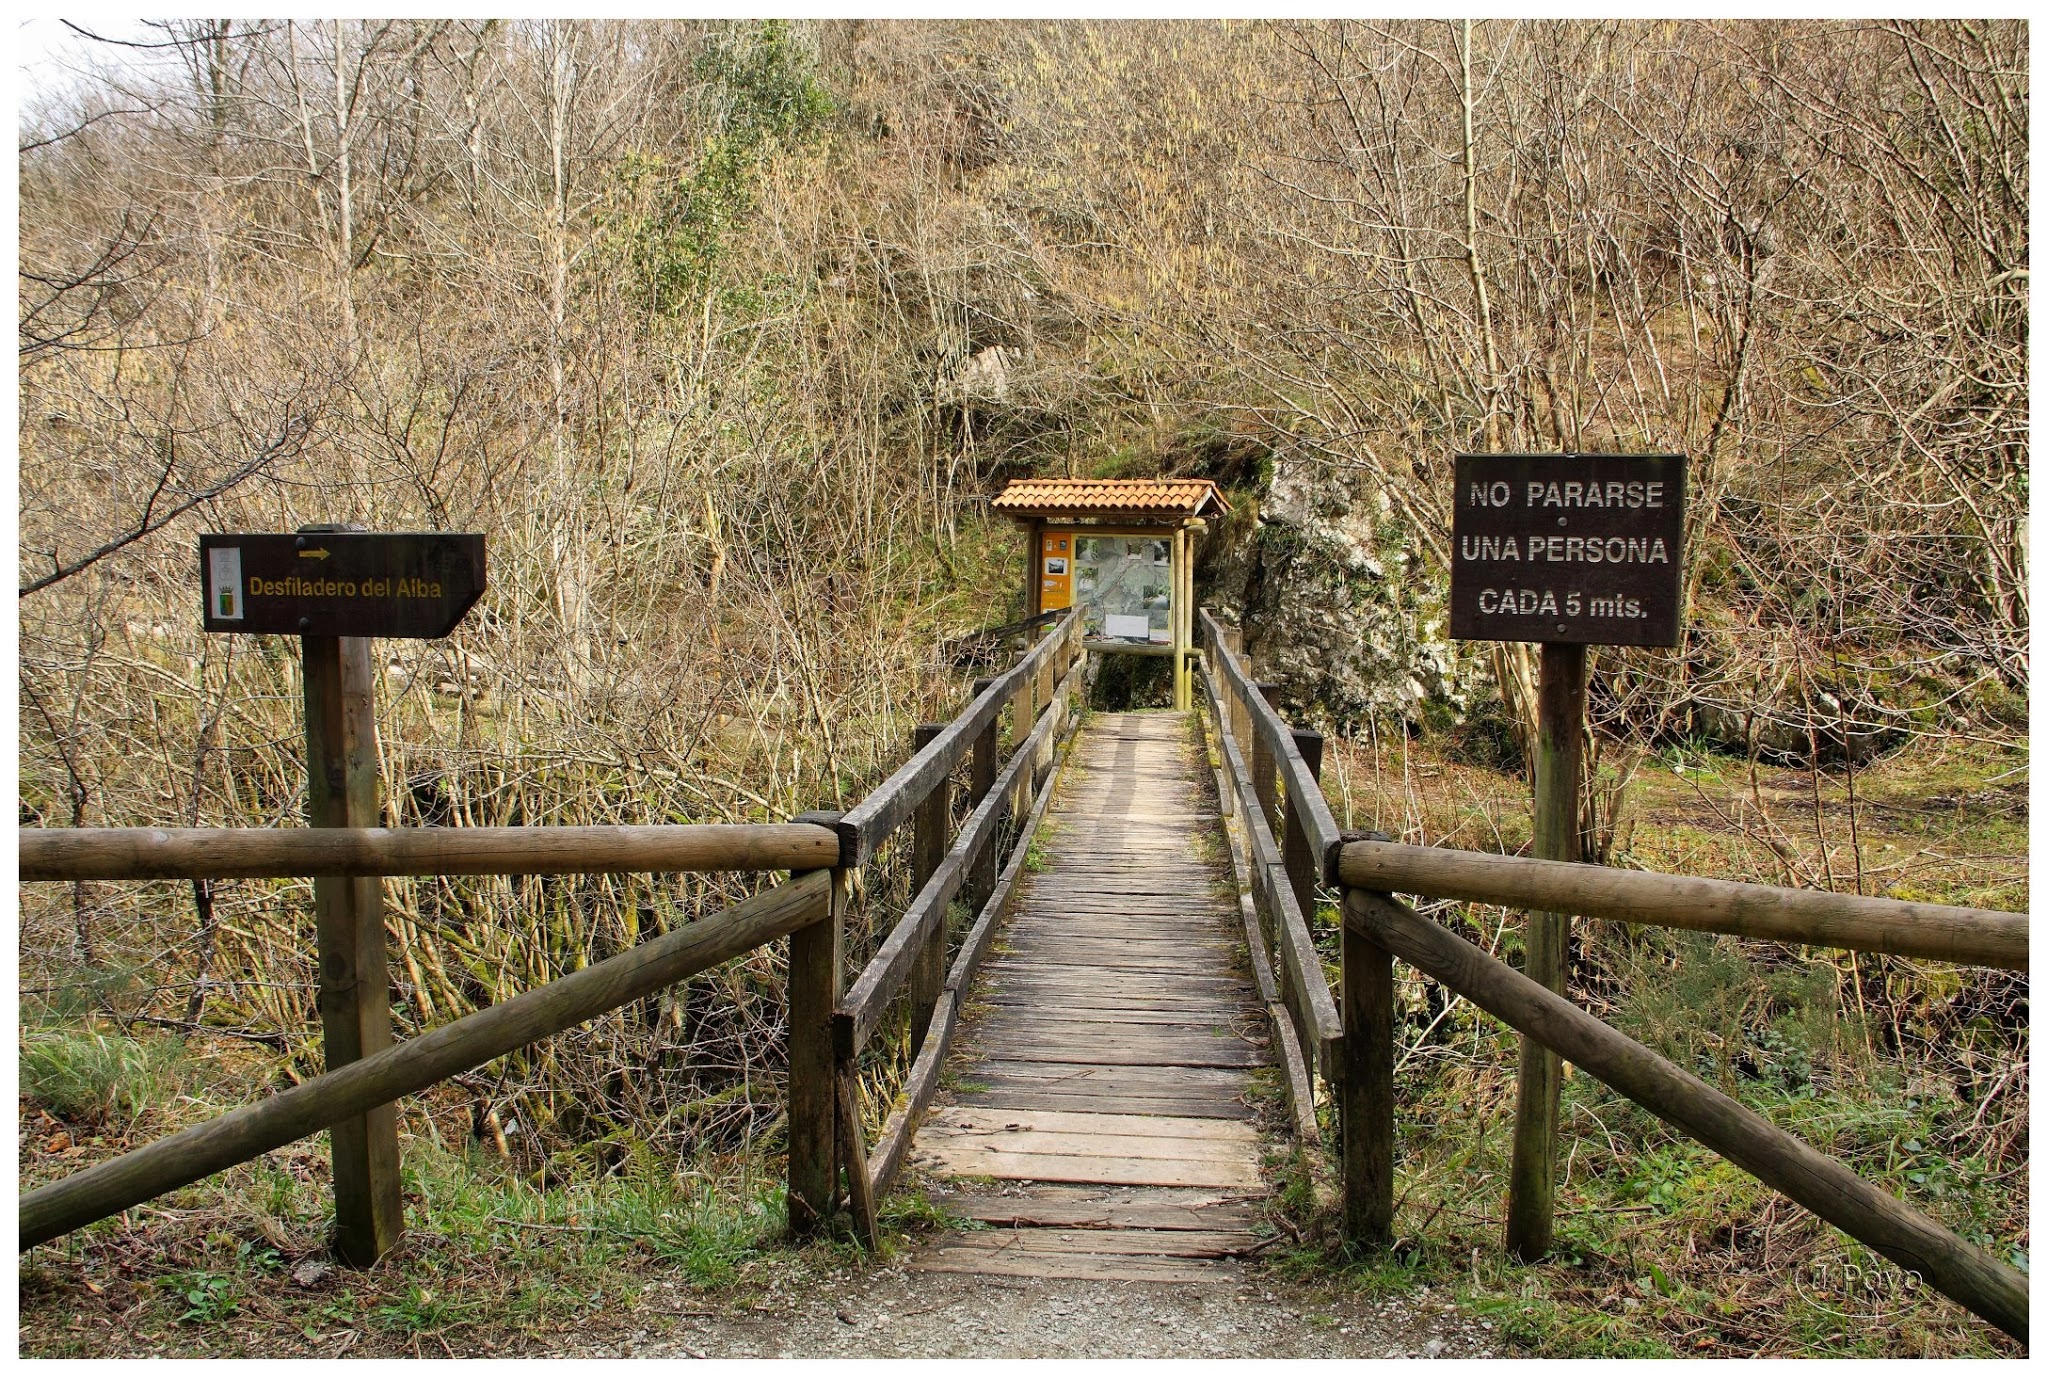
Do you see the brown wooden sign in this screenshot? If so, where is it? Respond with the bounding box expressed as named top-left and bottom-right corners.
top-left (1450, 453), bottom-right (1686, 647)
top-left (200, 531), bottom-right (485, 638)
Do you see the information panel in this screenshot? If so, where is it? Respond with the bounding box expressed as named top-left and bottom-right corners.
top-left (1450, 453), bottom-right (1685, 647)
top-left (1039, 529), bottom-right (1074, 611)
top-left (1074, 534), bottom-right (1173, 644)
top-left (200, 531), bottom-right (486, 638)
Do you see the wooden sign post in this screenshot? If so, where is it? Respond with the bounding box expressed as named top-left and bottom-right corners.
top-left (1450, 454), bottom-right (1685, 1261)
top-left (301, 630), bottom-right (403, 1266)
top-left (200, 525), bottom-right (485, 1265)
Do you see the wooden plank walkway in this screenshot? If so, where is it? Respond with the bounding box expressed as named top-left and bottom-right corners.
top-left (909, 710), bottom-right (1273, 1282)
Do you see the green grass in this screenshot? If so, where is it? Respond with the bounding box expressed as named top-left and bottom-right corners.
top-left (370, 1280), bottom-right (483, 1335)
top-left (876, 1185), bottom-right (977, 1234)
top-left (166, 1272), bottom-right (245, 1325)
top-left (21, 1028), bottom-right (191, 1126)
top-left (1274, 720), bottom-right (2025, 1357)
top-left (1262, 978), bottom-right (2025, 1357)
top-left (18, 1118), bottom-right (820, 1357)
top-left (403, 1147), bottom-right (787, 1290)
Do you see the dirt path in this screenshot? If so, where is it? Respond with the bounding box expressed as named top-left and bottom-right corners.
top-left (584, 1260), bottom-right (1504, 1360)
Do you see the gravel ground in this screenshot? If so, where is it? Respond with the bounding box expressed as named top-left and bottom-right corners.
top-left (579, 1262), bottom-right (1504, 1360)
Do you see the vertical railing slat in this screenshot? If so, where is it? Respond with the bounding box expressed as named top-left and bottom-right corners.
top-left (909, 723), bottom-right (950, 1060)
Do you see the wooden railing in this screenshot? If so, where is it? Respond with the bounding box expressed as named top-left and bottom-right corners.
top-left (21, 594), bottom-right (2028, 1344)
top-left (1340, 884), bottom-right (2028, 1343)
top-left (1335, 839), bottom-right (2028, 970)
top-left (20, 869), bottom-right (834, 1249)
top-left (16, 609), bottom-right (1085, 1259)
top-left (942, 608), bottom-right (1063, 670)
top-left (829, 608), bottom-right (1087, 1243)
top-left (1194, 609), bottom-right (1343, 1141)
top-left (21, 824), bottom-right (840, 882)
top-left (1196, 608), bottom-right (2029, 1345)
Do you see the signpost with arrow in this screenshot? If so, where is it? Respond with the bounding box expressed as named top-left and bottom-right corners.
top-left (198, 526), bottom-right (486, 1264)
top-left (200, 530), bottom-right (485, 637)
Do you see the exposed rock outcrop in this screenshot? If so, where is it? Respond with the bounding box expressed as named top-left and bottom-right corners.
top-left (1197, 451), bottom-right (1464, 732)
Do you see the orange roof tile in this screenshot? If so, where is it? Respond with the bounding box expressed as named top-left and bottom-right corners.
top-left (991, 477), bottom-right (1230, 518)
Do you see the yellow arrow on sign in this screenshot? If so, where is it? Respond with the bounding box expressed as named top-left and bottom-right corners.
top-left (299, 548), bottom-right (330, 561)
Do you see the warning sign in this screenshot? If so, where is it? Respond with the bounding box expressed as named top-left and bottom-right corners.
top-left (1449, 454), bottom-right (1686, 647)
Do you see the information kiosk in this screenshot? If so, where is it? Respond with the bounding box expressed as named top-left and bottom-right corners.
top-left (992, 477), bottom-right (1230, 710)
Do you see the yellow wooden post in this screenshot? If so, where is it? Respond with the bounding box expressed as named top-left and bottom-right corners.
top-left (1026, 519), bottom-right (1044, 618)
top-left (1172, 527), bottom-right (1191, 710)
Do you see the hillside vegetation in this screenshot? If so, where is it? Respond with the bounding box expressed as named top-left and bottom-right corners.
top-left (18, 20), bottom-right (2026, 1358)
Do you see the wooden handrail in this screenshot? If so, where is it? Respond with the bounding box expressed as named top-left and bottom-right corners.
top-left (837, 651), bottom-right (1087, 1242)
top-left (18, 608), bottom-right (1087, 1259)
top-left (837, 607), bottom-right (1081, 866)
top-left (1337, 838), bottom-right (2027, 971)
top-left (20, 870), bottom-right (833, 1251)
top-left (943, 609), bottom-right (1061, 656)
top-left (1198, 656), bottom-right (1341, 1079)
top-left (18, 823), bottom-right (841, 883)
top-left (1198, 673), bottom-right (1321, 1144)
top-left (864, 688), bottom-right (1080, 1205)
top-left (1344, 888), bottom-right (2029, 1344)
top-left (1198, 608), bottom-right (1342, 873)
top-left (834, 656), bottom-right (1079, 1059)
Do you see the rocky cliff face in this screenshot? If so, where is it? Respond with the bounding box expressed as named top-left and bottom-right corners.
top-left (1196, 453), bottom-right (1466, 732)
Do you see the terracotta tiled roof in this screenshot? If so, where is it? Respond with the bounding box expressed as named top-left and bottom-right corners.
top-left (991, 477), bottom-right (1231, 518)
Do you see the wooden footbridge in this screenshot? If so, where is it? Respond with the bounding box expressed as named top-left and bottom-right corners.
top-left (17, 607), bottom-right (2031, 1343)
top-left (911, 711), bottom-right (1271, 1283)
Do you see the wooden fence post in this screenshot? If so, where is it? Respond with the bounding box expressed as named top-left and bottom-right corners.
top-left (1251, 682), bottom-right (1281, 825)
top-left (1285, 728), bottom-right (1324, 922)
top-left (1505, 643), bottom-right (1587, 1260)
top-left (1281, 727), bottom-right (1326, 1088)
top-left (1036, 626), bottom-right (1054, 715)
top-left (1045, 651), bottom-right (1074, 778)
top-left (837, 1072), bottom-right (878, 1249)
top-left (1011, 662), bottom-right (1041, 821)
top-left (1211, 619), bottom-right (1246, 751)
top-left (909, 724), bottom-right (949, 1060)
top-left (1340, 886), bottom-right (1394, 1247)
top-left (967, 678), bottom-right (999, 912)
top-left (302, 633), bottom-right (403, 1266)
top-left (787, 813), bottom-right (846, 1236)
top-left (1012, 661), bottom-right (1037, 752)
